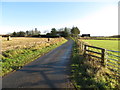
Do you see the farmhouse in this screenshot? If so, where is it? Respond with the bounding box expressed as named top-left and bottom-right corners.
top-left (56, 31), bottom-right (64, 36)
top-left (81, 34), bottom-right (90, 37)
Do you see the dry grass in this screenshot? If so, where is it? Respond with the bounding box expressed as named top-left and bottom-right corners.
top-left (2, 37), bottom-right (65, 51)
top-left (1, 37), bottom-right (67, 76)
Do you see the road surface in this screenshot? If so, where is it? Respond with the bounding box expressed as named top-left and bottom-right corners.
top-left (2, 39), bottom-right (74, 88)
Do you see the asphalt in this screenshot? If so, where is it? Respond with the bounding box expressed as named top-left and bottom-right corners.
top-left (2, 39), bottom-right (74, 88)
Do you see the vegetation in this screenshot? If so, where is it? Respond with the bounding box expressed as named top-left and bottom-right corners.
top-left (51, 28), bottom-right (57, 36)
top-left (71, 40), bottom-right (119, 89)
top-left (1, 37), bottom-right (67, 76)
top-left (46, 27), bottom-right (70, 37)
top-left (10, 27), bottom-right (71, 38)
top-left (71, 26), bottom-right (80, 37)
top-left (58, 27), bottom-right (69, 37)
top-left (12, 28), bottom-right (40, 37)
top-left (46, 28), bottom-right (58, 37)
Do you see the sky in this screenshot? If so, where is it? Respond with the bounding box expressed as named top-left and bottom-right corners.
top-left (0, 0), bottom-right (119, 36)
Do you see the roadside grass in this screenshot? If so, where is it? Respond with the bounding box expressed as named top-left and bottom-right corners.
top-left (1, 39), bottom-right (67, 76)
top-left (71, 41), bottom-right (119, 89)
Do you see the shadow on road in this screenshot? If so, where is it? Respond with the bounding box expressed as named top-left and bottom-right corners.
top-left (18, 60), bottom-right (68, 88)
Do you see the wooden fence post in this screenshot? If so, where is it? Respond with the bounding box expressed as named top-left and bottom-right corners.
top-left (80, 42), bottom-right (82, 50)
top-left (82, 43), bottom-right (84, 51)
top-left (84, 45), bottom-right (87, 56)
top-left (101, 49), bottom-right (105, 66)
top-left (82, 42), bottom-right (84, 51)
top-left (81, 42), bottom-right (83, 52)
top-left (104, 49), bottom-right (108, 68)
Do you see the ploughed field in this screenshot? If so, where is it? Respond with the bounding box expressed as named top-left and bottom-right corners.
top-left (1, 37), bottom-right (67, 76)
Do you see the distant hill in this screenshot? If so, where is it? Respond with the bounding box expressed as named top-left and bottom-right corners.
top-left (109, 35), bottom-right (120, 38)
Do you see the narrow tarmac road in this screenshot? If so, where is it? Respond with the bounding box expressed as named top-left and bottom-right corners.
top-left (2, 39), bottom-right (74, 88)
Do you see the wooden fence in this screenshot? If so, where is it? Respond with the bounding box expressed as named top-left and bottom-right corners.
top-left (78, 41), bottom-right (120, 75)
top-left (84, 44), bottom-right (105, 65)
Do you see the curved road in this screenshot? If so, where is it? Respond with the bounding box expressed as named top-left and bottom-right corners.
top-left (2, 39), bottom-right (74, 88)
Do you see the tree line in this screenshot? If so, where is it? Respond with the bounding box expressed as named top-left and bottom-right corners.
top-left (11, 26), bottom-right (80, 37)
top-left (12, 28), bottom-right (41, 37)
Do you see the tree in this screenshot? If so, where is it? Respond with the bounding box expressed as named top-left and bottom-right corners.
top-left (58, 28), bottom-right (64, 32)
top-left (31, 30), bottom-right (34, 35)
top-left (51, 28), bottom-right (57, 36)
top-left (63, 27), bottom-right (69, 37)
top-left (55, 27), bottom-right (71, 37)
top-left (26, 30), bottom-right (29, 36)
top-left (17, 31), bottom-right (25, 37)
top-left (35, 28), bottom-right (37, 32)
top-left (46, 33), bottom-right (51, 36)
top-left (34, 28), bottom-right (40, 35)
top-left (71, 26), bottom-right (80, 37)
top-left (12, 31), bottom-right (17, 37)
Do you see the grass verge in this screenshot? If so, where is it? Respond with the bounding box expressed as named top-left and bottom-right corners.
top-left (71, 41), bottom-right (119, 89)
top-left (1, 39), bottom-right (67, 76)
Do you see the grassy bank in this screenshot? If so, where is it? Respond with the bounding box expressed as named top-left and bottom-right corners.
top-left (1, 38), bottom-right (67, 76)
top-left (71, 41), bottom-right (119, 89)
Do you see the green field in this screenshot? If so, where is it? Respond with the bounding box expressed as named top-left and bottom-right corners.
top-left (82, 40), bottom-right (119, 51)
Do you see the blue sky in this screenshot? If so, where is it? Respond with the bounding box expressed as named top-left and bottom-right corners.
top-left (0, 1), bottom-right (118, 36)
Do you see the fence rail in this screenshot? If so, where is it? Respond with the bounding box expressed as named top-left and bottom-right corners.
top-left (107, 53), bottom-right (120, 58)
top-left (78, 40), bottom-right (120, 75)
top-left (107, 50), bottom-right (120, 53)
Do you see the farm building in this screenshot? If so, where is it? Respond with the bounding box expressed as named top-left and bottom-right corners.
top-left (56, 31), bottom-right (64, 36)
top-left (81, 34), bottom-right (90, 37)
